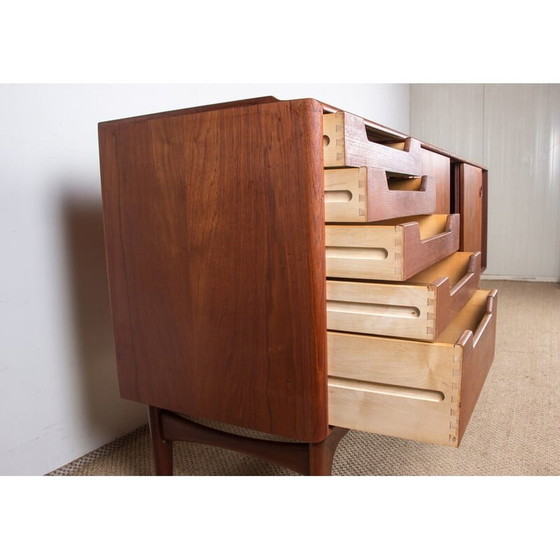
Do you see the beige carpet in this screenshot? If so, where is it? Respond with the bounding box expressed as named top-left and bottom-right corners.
top-left (47, 280), bottom-right (560, 476)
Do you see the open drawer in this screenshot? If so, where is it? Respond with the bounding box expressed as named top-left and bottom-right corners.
top-left (327, 251), bottom-right (482, 341)
top-left (325, 214), bottom-right (460, 281)
top-left (327, 289), bottom-right (498, 447)
top-left (324, 167), bottom-right (436, 222)
top-left (323, 111), bottom-right (422, 174)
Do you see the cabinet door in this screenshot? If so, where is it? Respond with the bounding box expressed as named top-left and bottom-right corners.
top-left (458, 163), bottom-right (485, 260)
top-left (422, 148), bottom-right (451, 214)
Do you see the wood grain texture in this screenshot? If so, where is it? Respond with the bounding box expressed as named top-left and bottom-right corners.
top-left (327, 280), bottom-right (434, 340)
top-left (99, 98), bottom-right (329, 442)
top-left (323, 112), bottom-right (422, 174)
top-left (157, 409), bottom-right (349, 476)
top-left (459, 163), bottom-right (484, 255)
top-left (321, 99), bottom-right (488, 170)
top-left (324, 167), bottom-right (436, 222)
top-left (148, 406), bottom-right (173, 475)
top-left (100, 96), bottom-right (281, 126)
top-left (457, 289), bottom-right (497, 442)
top-left (326, 251), bottom-right (482, 341)
top-left (325, 214), bottom-right (460, 281)
top-left (421, 148), bottom-right (451, 214)
top-left (328, 289), bottom-right (498, 447)
top-left (410, 250), bottom-right (482, 338)
top-left (481, 169), bottom-right (488, 270)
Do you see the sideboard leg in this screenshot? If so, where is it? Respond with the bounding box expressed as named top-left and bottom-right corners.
top-left (148, 406), bottom-right (174, 475)
top-left (147, 408), bottom-right (349, 476)
top-left (307, 427), bottom-right (349, 476)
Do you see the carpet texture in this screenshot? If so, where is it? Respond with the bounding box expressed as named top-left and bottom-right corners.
top-left (47, 280), bottom-right (560, 476)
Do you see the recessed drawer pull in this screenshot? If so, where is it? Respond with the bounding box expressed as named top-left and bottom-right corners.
top-left (325, 189), bottom-right (353, 203)
top-left (329, 376), bottom-right (445, 403)
top-left (327, 300), bottom-right (420, 319)
top-left (324, 167), bottom-right (436, 223)
top-left (325, 247), bottom-right (388, 260)
top-left (387, 175), bottom-right (426, 191)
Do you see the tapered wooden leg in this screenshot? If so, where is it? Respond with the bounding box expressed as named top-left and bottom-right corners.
top-left (307, 427), bottom-right (349, 475)
top-left (148, 406), bottom-right (173, 475)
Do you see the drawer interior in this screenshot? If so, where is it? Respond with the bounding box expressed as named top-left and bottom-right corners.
top-left (408, 251), bottom-right (479, 288)
top-left (327, 289), bottom-right (497, 446)
top-left (326, 251), bottom-right (481, 341)
top-left (375, 213), bottom-right (452, 240)
top-left (436, 288), bottom-right (489, 344)
top-left (325, 214), bottom-right (460, 281)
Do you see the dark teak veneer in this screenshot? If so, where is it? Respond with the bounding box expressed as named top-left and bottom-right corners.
top-left (99, 98), bottom-right (337, 474)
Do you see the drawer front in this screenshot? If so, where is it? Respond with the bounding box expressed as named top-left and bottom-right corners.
top-left (326, 251), bottom-right (482, 341)
top-left (327, 281), bottom-right (435, 340)
top-left (421, 148), bottom-right (451, 214)
top-left (323, 112), bottom-right (422, 174)
top-left (324, 167), bottom-right (436, 223)
top-left (328, 289), bottom-right (497, 447)
top-left (325, 214), bottom-right (460, 281)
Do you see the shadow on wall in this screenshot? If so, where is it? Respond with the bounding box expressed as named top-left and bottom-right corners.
top-left (61, 189), bottom-right (146, 441)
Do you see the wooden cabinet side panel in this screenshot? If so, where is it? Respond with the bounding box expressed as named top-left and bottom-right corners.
top-left (99, 99), bottom-right (329, 442)
top-left (98, 129), bottom-right (139, 400)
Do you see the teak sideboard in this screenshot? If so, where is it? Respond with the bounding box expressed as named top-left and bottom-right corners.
top-left (98, 96), bottom-right (496, 476)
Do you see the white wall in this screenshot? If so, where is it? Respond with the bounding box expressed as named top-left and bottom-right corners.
top-left (0, 83), bottom-right (410, 475)
top-left (410, 84), bottom-right (560, 280)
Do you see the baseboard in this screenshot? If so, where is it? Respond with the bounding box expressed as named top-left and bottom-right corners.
top-left (482, 274), bottom-right (560, 282)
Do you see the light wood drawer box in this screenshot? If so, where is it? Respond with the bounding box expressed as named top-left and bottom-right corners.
top-left (327, 251), bottom-right (482, 341)
top-left (323, 111), bottom-right (422, 174)
top-left (325, 214), bottom-right (460, 281)
top-left (324, 167), bottom-right (436, 222)
top-left (327, 289), bottom-right (497, 447)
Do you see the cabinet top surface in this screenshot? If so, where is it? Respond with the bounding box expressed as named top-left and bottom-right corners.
top-left (99, 95), bottom-right (486, 169)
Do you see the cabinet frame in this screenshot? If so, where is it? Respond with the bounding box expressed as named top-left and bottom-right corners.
top-left (98, 96), bottom-right (490, 475)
